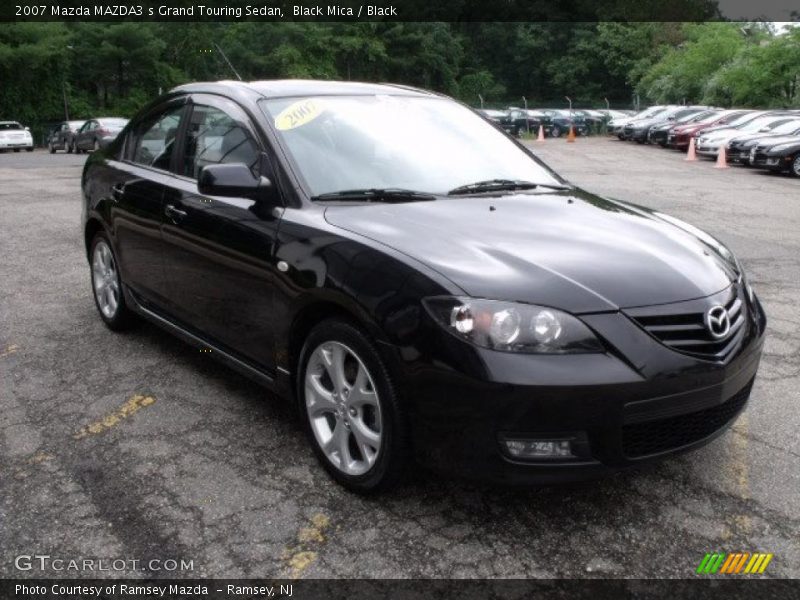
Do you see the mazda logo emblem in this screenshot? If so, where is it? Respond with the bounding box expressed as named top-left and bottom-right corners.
top-left (706, 305), bottom-right (731, 339)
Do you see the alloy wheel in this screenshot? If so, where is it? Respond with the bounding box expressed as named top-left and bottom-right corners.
top-left (793, 156), bottom-right (800, 177)
top-left (304, 341), bottom-right (383, 477)
top-left (92, 240), bottom-right (120, 319)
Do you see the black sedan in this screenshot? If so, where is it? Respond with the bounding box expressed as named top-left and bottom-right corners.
top-left (750, 137), bottom-right (800, 176)
top-left (81, 80), bottom-right (766, 492)
top-left (74, 117), bottom-right (128, 152)
top-left (47, 120), bottom-right (86, 153)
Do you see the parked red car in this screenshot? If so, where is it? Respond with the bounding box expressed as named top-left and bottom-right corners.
top-left (667, 110), bottom-right (751, 149)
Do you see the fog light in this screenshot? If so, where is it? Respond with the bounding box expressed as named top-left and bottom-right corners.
top-left (504, 439), bottom-right (574, 459)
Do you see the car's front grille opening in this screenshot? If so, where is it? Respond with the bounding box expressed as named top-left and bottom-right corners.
top-left (630, 287), bottom-right (747, 361)
top-left (622, 379), bottom-right (753, 458)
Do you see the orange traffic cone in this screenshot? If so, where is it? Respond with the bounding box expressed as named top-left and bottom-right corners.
top-left (685, 137), bottom-right (697, 161)
top-left (715, 144), bottom-right (729, 169)
top-left (536, 125), bottom-right (545, 142)
top-left (566, 126), bottom-right (576, 143)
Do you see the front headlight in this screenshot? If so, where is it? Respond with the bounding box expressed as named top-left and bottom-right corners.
top-left (422, 297), bottom-right (604, 354)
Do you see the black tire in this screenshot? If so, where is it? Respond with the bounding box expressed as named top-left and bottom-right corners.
top-left (89, 232), bottom-right (135, 331)
top-left (792, 156), bottom-right (800, 178)
top-left (13, 148), bottom-right (20, 153)
top-left (296, 318), bottom-right (408, 494)
top-left (25, 147), bottom-right (33, 152)
top-left (551, 126), bottom-right (561, 138)
top-left (49, 142), bottom-right (55, 154)
top-left (67, 140), bottom-right (74, 154)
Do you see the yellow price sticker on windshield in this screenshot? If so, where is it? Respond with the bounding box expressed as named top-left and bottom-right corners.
top-left (274, 99), bottom-right (324, 131)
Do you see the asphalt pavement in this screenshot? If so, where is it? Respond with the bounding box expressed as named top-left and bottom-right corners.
top-left (1, 142), bottom-right (798, 579)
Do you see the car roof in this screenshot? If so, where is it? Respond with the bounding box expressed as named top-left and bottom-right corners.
top-left (171, 79), bottom-right (436, 100)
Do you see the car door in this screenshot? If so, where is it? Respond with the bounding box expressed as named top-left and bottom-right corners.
top-left (105, 100), bottom-right (188, 308)
top-left (55, 122), bottom-right (67, 148)
top-left (77, 120), bottom-right (93, 149)
top-left (159, 94), bottom-right (282, 371)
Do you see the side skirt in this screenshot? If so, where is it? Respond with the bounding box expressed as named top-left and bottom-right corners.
top-left (124, 286), bottom-right (279, 392)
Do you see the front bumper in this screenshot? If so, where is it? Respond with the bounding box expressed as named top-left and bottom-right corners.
top-left (0, 139), bottom-right (33, 149)
top-left (387, 285), bottom-right (766, 485)
top-left (696, 142), bottom-right (721, 156)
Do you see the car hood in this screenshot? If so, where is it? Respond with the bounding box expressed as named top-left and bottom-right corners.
top-left (324, 190), bottom-right (735, 313)
top-left (731, 133), bottom-right (800, 146)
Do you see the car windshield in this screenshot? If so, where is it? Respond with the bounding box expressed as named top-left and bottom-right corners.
top-left (68, 120), bottom-right (85, 128)
top-left (0, 122), bottom-right (24, 130)
top-left (99, 118), bottom-right (128, 128)
top-left (260, 95), bottom-right (562, 197)
top-left (770, 120), bottom-right (800, 134)
top-left (739, 117), bottom-right (788, 133)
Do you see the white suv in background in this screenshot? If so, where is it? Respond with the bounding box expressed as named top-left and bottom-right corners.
top-left (0, 121), bottom-right (34, 152)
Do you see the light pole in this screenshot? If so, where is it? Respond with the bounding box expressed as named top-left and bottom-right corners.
top-left (565, 96), bottom-right (572, 117)
top-left (522, 96), bottom-right (529, 135)
top-left (478, 94), bottom-right (484, 109)
top-left (63, 45), bottom-right (74, 121)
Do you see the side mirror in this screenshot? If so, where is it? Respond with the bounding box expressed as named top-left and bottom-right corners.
top-left (197, 163), bottom-right (273, 202)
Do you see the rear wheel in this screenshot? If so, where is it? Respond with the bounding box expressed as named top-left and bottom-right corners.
top-left (551, 126), bottom-right (562, 138)
top-left (90, 233), bottom-right (134, 330)
top-left (48, 142), bottom-right (55, 154)
top-left (297, 319), bottom-right (407, 493)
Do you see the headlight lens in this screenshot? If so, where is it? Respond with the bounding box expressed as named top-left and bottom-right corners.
top-left (424, 297), bottom-right (604, 354)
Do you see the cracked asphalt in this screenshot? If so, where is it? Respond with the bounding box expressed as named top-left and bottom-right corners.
top-left (1, 140), bottom-right (798, 580)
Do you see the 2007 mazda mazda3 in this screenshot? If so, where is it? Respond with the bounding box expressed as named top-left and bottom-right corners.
top-left (81, 80), bottom-right (766, 492)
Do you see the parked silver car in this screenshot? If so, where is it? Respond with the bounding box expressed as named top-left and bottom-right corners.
top-left (74, 118), bottom-right (128, 153)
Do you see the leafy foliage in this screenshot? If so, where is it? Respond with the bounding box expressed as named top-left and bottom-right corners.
top-left (1, 22), bottom-right (797, 143)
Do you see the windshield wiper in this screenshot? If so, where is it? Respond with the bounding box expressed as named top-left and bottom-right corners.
top-left (311, 188), bottom-right (436, 203)
top-left (447, 179), bottom-right (570, 195)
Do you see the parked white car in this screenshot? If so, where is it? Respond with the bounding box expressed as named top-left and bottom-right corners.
top-left (0, 121), bottom-right (34, 152)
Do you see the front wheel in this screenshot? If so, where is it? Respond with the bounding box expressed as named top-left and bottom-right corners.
top-left (49, 142), bottom-right (55, 154)
top-left (90, 233), bottom-right (135, 330)
top-left (792, 156), bottom-right (800, 178)
top-left (297, 319), bottom-right (408, 493)
top-left (551, 126), bottom-right (562, 138)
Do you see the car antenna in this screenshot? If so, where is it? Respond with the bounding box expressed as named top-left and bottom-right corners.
top-left (214, 42), bottom-right (242, 81)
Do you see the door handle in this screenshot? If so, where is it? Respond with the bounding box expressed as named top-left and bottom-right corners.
top-left (165, 204), bottom-right (188, 221)
top-left (111, 183), bottom-right (125, 201)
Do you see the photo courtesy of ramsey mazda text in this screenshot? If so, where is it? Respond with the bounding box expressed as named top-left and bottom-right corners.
top-left (81, 79), bottom-right (766, 493)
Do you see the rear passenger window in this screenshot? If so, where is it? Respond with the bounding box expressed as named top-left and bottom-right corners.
top-left (130, 106), bottom-right (184, 170)
top-left (183, 105), bottom-right (259, 179)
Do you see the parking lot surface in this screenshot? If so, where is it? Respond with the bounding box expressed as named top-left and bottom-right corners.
top-left (1, 141), bottom-right (798, 579)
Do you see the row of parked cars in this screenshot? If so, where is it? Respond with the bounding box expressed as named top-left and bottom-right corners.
top-left (608, 106), bottom-right (800, 177)
top-left (46, 118), bottom-right (129, 153)
top-left (478, 107), bottom-right (636, 138)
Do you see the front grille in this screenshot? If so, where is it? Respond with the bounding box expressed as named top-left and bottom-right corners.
top-left (628, 286), bottom-right (747, 361)
top-left (622, 380), bottom-right (753, 458)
